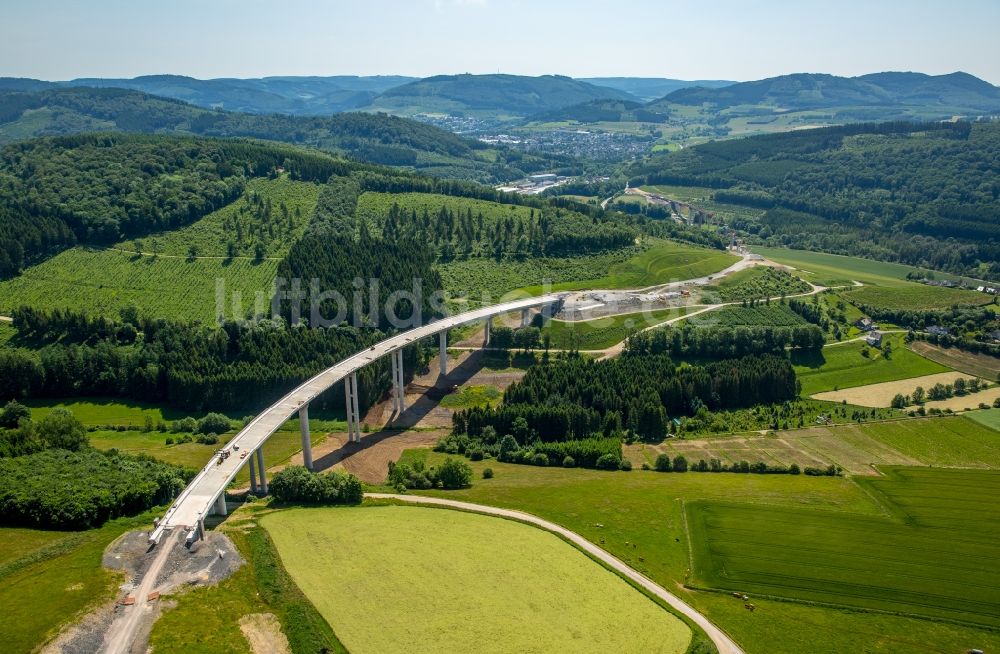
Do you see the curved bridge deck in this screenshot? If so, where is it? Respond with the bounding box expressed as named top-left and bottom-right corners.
top-left (154, 294), bottom-right (564, 535)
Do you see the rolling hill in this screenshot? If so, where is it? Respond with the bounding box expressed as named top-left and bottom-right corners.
top-left (579, 77), bottom-right (735, 102)
top-left (365, 74), bottom-right (636, 117)
top-left (628, 120), bottom-right (1000, 279)
top-left (0, 74), bottom-right (417, 115)
top-left (0, 87), bottom-right (566, 182)
top-left (653, 71), bottom-right (1000, 112)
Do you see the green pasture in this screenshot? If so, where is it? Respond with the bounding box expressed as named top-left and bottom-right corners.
top-left (541, 306), bottom-right (693, 349)
top-left (793, 334), bottom-right (948, 395)
top-left (263, 506), bottom-right (693, 654)
top-left (686, 467), bottom-right (999, 626)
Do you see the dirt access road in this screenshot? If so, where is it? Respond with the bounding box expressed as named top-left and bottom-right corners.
top-left (368, 493), bottom-right (745, 654)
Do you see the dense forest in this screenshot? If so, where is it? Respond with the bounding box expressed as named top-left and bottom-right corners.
top-left (0, 405), bottom-right (190, 529)
top-left (0, 133), bottom-right (350, 277)
top-left (624, 323), bottom-right (825, 359)
top-left (629, 121), bottom-right (1000, 278)
top-left (453, 352), bottom-right (798, 443)
top-left (2, 307), bottom-right (402, 412)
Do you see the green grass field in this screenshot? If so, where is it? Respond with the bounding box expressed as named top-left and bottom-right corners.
top-left (638, 414), bottom-right (1000, 474)
top-left (0, 513), bottom-right (156, 653)
top-left (150, 511), bottom-right (347, 654)
top-left (438, 249), bottom-right (637, 301)
top-left (0, 322), bottom-right (17, 345)
top-left (0, 247), bottom-right (278, 322)
top-left (968, 408), bottom-right (1000, 432)
top-left (793, 334), bottom-right (948, 395)
top-left (86, 424), bottom-right (336, 478)
top-left (439, 239), bottom-right (737, 301)
top-left (687, 467), bottom-right (999, 626)
top-left (127, 176), bottom-right (320, 259)
top-left (752, 247), bottom-right (942, 288)
top-left (541, 306), bottom-right (693, 349)
top-left (402, 449), bottom-right (1000, 654)
top-left (438, 384), bottom-right (502, 409)
top-left (24, 397), bottom-right (192, 427)
top-left (841, 283), bottom-right (991, 311)
top-left (262, 506), bottom-right (692, 654)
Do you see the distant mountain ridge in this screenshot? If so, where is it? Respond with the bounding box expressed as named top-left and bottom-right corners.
top-left (656, 71), bottom-right (1000, 111)
top-left (579, 77), bottom-right (735, 101)
top-left (365, 74), bottom-right (637, 116)
top-left (0, 74), bottom-right (418, 115)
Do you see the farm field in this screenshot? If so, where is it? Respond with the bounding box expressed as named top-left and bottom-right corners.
top-left (686, 467), bottom-right (1000, 626)
top-left (150, 510), bottom-right (348, 654)
top-left (752, 247), bottom-right (945, 288)
top-left (921, 386), bottom-right (1000, 411)
top-left (0, 247), bottom-right (278, 323)
top-left (792, 334), bottom-right (948, 395)
top-left (0, 513), bottom-right (155, 654)
top-left (402, 449), bottom-right (998, 654)
top-left (633, 415), bottom-right (1000, 474)
top-left (841, 283), bottom-right (991, 311)
top-left (909, 341), bottom-right (1000, 380)
top-left (692, 303), bottom-right (807, 328)
top-left (124, 176), bottom-right (321, 259)
top-left (968, 408), bottom-right (1000, 431)
top-left (812, 371), bottom-right (985, 407)
top-left (541, 306), bottom-right (693, 349)
top-left (262, 506), bottom-right (693, 654)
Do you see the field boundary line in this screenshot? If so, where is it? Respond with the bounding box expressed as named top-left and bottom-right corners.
top-left (366, 492), bottom-right (745, 654)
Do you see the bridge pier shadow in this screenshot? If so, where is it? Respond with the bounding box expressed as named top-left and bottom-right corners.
top-left (309, 349), bottom-right (493, 474)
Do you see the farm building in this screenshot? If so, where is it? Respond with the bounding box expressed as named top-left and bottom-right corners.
top-left (926, 326), bottom-right (950, 336)
top-left (855, 317), bottom-right (878, 332)
top-left (865, 331), bottom-right (883, 347)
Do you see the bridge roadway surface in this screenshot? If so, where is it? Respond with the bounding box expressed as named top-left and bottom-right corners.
top-left (157, 293), bottom-right (565, 532)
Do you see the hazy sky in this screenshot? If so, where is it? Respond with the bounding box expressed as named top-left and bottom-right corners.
top-left (3, 0), bottom-right (999, 83)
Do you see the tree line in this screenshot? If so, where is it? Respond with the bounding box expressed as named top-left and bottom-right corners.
top-left (2, 307), bottom-right (405, 413)
top-left (453, 352), bottom-right (799, 443)
top-left (624, 323), bottom-right (825, 359)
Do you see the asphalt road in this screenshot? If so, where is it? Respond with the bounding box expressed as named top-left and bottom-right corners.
top-left (367, 493), bottom-right (745, 654)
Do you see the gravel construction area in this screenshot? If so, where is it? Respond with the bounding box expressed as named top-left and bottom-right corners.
top-left (43, 531), bottom-right (242, 654)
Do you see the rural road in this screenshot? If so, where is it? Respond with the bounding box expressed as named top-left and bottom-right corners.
top-left (0, 315), bottom-right (11, 322)
top-left (367, 493), bottom-right (745, 654)
top-left (102, 528), bottom-right (183, 654)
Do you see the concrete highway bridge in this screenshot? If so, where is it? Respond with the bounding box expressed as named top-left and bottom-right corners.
top-left (149, 294), bottom-right (564, 544)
